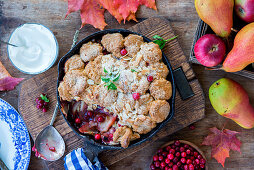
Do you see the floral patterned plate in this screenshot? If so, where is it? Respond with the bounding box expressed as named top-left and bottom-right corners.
top-left (0, 98), bottom-right (31, 170)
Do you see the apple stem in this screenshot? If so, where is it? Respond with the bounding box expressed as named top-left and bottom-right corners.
top-left (231, 28), bottom-right (239, 33)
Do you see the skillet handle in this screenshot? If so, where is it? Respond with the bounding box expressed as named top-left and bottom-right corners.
top-left (173, 67), bottom-right (194, 100)
top-left (83, 137), bottom-right (105, 163)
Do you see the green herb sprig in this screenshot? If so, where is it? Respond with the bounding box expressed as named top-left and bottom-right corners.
top-left (40, 94), bottom-right (49, 102)
top-left (153, 35), bottom-right (178, 49)
top-left (101, 67), bottom-right (120, 90)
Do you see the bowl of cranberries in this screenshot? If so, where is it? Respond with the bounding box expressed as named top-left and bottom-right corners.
top-left (151, 140), bottom-right (207, 170)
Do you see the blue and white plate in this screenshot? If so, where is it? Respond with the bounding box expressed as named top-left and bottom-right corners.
top-left (0, 98), bottom-right (31, 170)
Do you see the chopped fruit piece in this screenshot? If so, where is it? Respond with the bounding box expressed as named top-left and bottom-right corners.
top-left (95, 134), bottom-right (101, 140)
top-left (120, 48), bottom-right (127, 56)
top-left (147, 75), bottom-right (154, 82)
top-left (75, 118), bottom-right (81, 124)
top-left (97, 116), bottom-right (105, 122)
top-left (49, 147), bottom-right (56, 152)
top-left (97, 115), bottom-right (117, 132)
top-left (78, 123), bottom-right (90, 133)
top-left (132, 93), bottom-right (140, 100)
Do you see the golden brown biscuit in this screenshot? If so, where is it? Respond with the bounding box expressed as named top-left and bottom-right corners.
top-left (64, 55), bottom-right (85, 73)
top-left (58, 81), bottom-right (73, 101)
top-left (80, 42), bottom-right (103, 62)
top-left (139, 42), bottom-right (162, 63)
top-left (150, 79), bottom-right (172, 100)
top-left (84, 55), bottom-right (102, 84)
top-left (101, 33), bottom-right (124, 58)
top-left (147, 62), bottom-right (169, 79)
top-left (63, 70), bottom-right (88, 97)
top-left (135, 93), bottom-right (154, 115)
top-left (113, 126), bottom-right (132, 148)
top-left (124, 34), bottom-right (144, 57)
top-left (149, 100), bottom-right (170, 123)
top-left (132, 115), bottom-right (156, 134)
top-left (92, 84), bottom-right (117, 107)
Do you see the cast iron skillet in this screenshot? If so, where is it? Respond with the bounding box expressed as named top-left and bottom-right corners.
top-left (56, 29), bottom-right (176, 160)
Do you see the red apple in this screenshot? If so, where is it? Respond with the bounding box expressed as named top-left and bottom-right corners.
top-left (194, 34), bottom-right (226, 67)
top-left (235, 0), bottom-right (254, 23)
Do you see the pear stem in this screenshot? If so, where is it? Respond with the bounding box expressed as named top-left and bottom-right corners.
top-left (205, 66), bottom-right (223, 71)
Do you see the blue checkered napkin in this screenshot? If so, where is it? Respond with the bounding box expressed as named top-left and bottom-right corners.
top-left (64, 148), bottom-right (108, 170)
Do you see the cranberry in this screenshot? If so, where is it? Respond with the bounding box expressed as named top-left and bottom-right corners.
top-left (38, 99), bottom-right (44, 105)
top-left (147, 76), bottom-right (154, 82)
top-left (75, 118), bottom-right (81, 124)
top-left (175, 147), bottom-right (180, 152)
top-left (181, 152), bottom-right (187, 158)
top-left (167, 153), bottom-right (174, 160)
top-left (166, 146), bottom-right (171, 151)
top-left (42, 107), bottom-right (47, 112)
top-left (49, 147), bottom-right (56, 152)
top-left (172, 165), bottom-right (178, 170)
top-left (174, 140), bottom-right (181, 146)
top-left (154, 161), bottom-right (160, 167)
top-left (200, 164), bottom-right (205, 168)
top-left (87, 111), bottom-right (93, 117)
top-left (171, 145), bottom-right (176, 149)
top-left (36, 105), bottom-right (42, 109)
top-left (184, 144), bottom-right (189, 149)
top-left (168, 162), bottom-right (173, 167)
top-left (197, 155), bottom-right (202, 160)
top-left (120, 48), bottom-right (127, 56)
top-left (169, 149), bottom-right (175, 154)
top-left (150, 164), bottom-right (156, 170)
top-left (181, 158), bottom-right (186, 164)
top-left (180, 147), bottom-right (185, 152)
top-left (175, 152), bottom-right (180, 157)
top-left (97, 116), bottom-right (105, 122)
top-left (176, 162), bottom-right (181, 167)
top-left (189, 125), bottom-right (195, 130)
top-left (190, 156), bottom-right (195, 160)
top-left (165, 166), bottom-right (170, 170)
top-left (165, 158), bottom-right (171, 164)
top-left (162, 151), bottom-right (168, 157)
top-left (188, 164), bottom-right (194, 170)
top-left (173, 157), bottom-right (178, 163)
top-left (43, 102), bottom-right (48, 106)
top-left (153, 155), bottom-right (159, 161)
top-left (186, 159), bottom-right (192, 164)
top-left (200, 158), bottom-right (206, 164)
top-left (193, 152), bottom-right (198, 157)
top-left (195, 159), bottom-right (200, 165)
top-left (184, 165), bottom-right (188, 170)
top-left (194, 164), bottom-right (200, 169)
top-left (161, 162), bottom-right (166, 168)
top-left (94, 134), bottom-right (101, 140)
top-left (186, 149), bottom-right (191, 155)
top-left (132, 93), bottom-right (140, 100)
top-left (157, 148), bottom-right (163, 154)
top-left (36, 97), bottom-right (40, 103)
top-left (159, 155), bottom-right (164, 161)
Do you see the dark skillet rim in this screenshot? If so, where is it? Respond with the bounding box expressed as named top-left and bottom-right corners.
top-left (57, 29), bottom-right (176, 150)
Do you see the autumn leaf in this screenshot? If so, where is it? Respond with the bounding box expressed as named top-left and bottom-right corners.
top-left (202, 127), bottom-right (241, 167)
top-left (66, 0), bottom-right (157, 30)
top-left (0, 61), bottom-right (24, 91)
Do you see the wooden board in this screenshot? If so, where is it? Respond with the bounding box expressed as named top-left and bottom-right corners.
top-left (18, 17), bottom-right (205, 169)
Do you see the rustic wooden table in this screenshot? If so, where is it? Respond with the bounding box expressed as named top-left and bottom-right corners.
top-left (0, 0), bottom-right (254, 170)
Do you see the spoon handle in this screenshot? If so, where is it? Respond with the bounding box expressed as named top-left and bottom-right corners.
top-left (50, 104), bottom-right (59, 126)
top-left (0, 40), bottom-right (18, 47)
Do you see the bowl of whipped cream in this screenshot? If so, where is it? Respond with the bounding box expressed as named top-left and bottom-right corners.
top-left (7, 23), bottom-right (59, 74)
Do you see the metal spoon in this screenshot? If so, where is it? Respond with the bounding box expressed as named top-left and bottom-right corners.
top-left (0, 40), bottom-right (18, 47)
top-left (34, 104), bottom-right (65, 161)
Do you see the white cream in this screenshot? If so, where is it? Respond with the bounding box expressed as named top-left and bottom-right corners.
top-left (8, 23), bottom-right (58, 74)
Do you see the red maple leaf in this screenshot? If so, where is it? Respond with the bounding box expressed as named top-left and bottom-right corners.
top-left (66, 0), bottom-right (157, 30)
top-left (202, 127), bottom-right (241, 167)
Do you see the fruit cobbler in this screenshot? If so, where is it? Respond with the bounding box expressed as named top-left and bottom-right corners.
top-left (58, 33), bottom-right (172, 148)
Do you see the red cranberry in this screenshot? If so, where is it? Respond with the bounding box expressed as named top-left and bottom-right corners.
top-left (200, 158), bottom-right (206, 164)
top-left (165, 158), bottom-right (171, 164)
top-left (165, 166), bottom-right (170, 170)
top-left (194, 164), bottom-right (200, 169)
top-left (190, 156), bottom-right (195, 160)
top-left (172, 165), bottom-right (178, 170)
top-left (175, 152), bottom-right (180, 157)
top-left (169, 149), bottom-right (175, 154)
top-left (186, 159), bottom-right (192, 164)
top-left (147, 76), bottom-right (154, 82)
top-left (176, 161), bottom-right (181, 167)
top-left (120, 48), bottom-right (127, 56)
top-left (171, 145), bottom-right (176, 149)
top-left (158, 155), bottom-right (164, 161)
top-left (173, 157), bottom-right (178, 163)
top-left (184, 165), bottom-right (188, 170)
top-left (181, 158), bottom-right (186, 164)
top-left (161, 162), bottom-right (166, 168)
top-left (49, 147), bottom-right (56, 152)
top-left (186, 149), bottom-right (191, 155)
top-left (193, 152), bottom-right (198, 157)
top-left (75, 118), bottom-right (81, 124)
top-left (181, 152), bottom-right (186, 158)
top-left (195, 159), bottom-right (200, 165)
top-left (180, 147), bottom-right (185, 152)
top-left (184, 144), bottom-right (189, 149)
top-left (153, 155), bottom-right (159, 161)
top-left (189, 147), bottom-right (194, 152)
top-left (200, 164), bottom-right (205, 168)
top-left (166, 146), bottom-right (171, 151)
top-left (157, 148), bottom-right (163, 154)
top-left (87, 111), bottom-right (93, 117)
top-left (154, 161), bottom-right (160, 167)
top-left (94, 134), bottom-right (101, 140)
top-left (168, 162), bottom-right (173, 167)
top-left (43, 102), bottom-right (48, 106)
top-left (162, 151), bottom-right (168, 157)
top-left (42, 107), bottom-right (47, 112)
top-left (167, 153), bottom-right (174, 160)
top-left (36, 105), bottom-right (42, 109)
top-left (197, 155), bottom-right (202, 159)
top-left (175, 147), bottom-right (180, 152)
top-left (174, 140), bottom-right (180, 146)
top-left (97, 116), bottom-right (105, 122)
top-left (36, 97), bottom-right (40, 103)
top-left (150, 164), bottom-right (156, 170)
top-left (188, 164), bottom-right (194, 170)
top-left (132, 93), bottom-right (140, 100)
top-left (189, 125), bottom-right (195, 130)
top-left (38, 99), bottom-right (44, 106)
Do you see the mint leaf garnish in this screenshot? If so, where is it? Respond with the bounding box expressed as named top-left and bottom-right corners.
top-left (153, 35), bottom-right (178, 49)
top-left (101, 77), bottom-right (110, 83)
top-left (131, 69), bottom-right (137, 72)
top-left (40, 94), bottom-right (49, 102)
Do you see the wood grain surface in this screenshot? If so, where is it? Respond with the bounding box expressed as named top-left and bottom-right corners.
top-left (1, 0), bottom-right (254, 170)
top-left (18, 17), bottom-right (205, 169)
